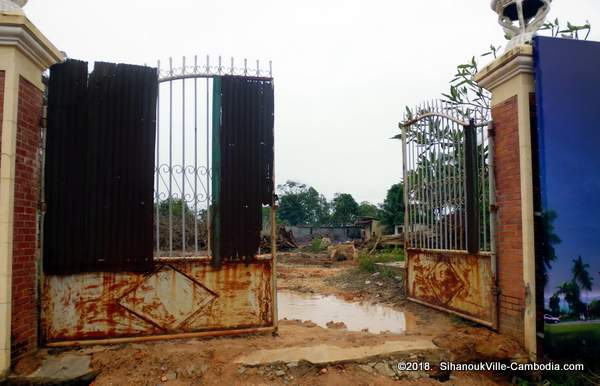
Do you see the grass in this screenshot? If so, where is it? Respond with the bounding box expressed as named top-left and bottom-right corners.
top-left (357, 247), bottom-right (405, 273)
top-left (544, 321), bottom-right (600, 359)
top-left (515, 367), bottom-right (600, 386)
top-left (511, 322), bottom-right (600, 386)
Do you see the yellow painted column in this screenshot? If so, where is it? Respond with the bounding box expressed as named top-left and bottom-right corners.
top-left (475, 45), bottom-right (537, 360)
top-left (0, 1), bottom-right (62, 376)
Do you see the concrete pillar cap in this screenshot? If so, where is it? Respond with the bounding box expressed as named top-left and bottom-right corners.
top-left (0, 0), bottom-right (27, 16)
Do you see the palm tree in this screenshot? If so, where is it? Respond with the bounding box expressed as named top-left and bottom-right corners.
top-left (572, 255), bottom-right (593, 295)
top-left (539, 211), bottom-right (561, 289)
top-left (549, 293), bottom-right (561, 316)
top-left (557, 281), bottom-right (582, 316)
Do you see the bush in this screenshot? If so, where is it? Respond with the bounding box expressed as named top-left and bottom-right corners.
top-left (304, 237), bottom-right (328, 253)
top-left (154, 199), bottom-right (208, 256)
top-left (357, 247), bottom-right (405, 273)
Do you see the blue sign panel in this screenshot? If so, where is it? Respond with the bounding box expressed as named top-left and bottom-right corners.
top-left (534, 36), bottom-right (600, 360)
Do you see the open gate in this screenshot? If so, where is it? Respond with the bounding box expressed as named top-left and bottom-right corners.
top-left (400, 100), bottom-right (498, 328)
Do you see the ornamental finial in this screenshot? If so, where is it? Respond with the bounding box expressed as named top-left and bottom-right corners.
top-left (491, 0), bottom-right (552, 50)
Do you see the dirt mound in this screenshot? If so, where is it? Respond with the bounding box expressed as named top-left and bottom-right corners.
top-left (327, 243), bottom-right (358, 261)
top-left (326, 321), bottom-right (347, 330)
top-left (433, 327), bottom-right (527, 363)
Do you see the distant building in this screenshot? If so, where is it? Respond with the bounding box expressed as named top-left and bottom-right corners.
top-left (354, 217), bottom-right (383, 241)
top-left (288, 225), bottom-right (363, 243)
top-left (394, 225), bottom-right (403, 235)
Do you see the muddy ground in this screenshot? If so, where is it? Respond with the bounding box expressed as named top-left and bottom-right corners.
top-left (14, 251), bottom-right (526, 385)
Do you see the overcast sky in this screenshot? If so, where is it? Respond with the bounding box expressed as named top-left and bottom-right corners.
top-left (26, 0), bottom-right (600, 205)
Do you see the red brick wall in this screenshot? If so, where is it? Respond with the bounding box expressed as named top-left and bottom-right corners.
top-left (492, 95), bottom-right (525, 343)
top-left (11, 76), bottom-right (43, 360)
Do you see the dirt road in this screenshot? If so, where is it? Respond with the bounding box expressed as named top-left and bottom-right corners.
top-left (15, 252), bottom-right (525, 385)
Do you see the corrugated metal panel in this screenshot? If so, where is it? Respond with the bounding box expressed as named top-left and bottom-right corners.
top-left (212, 76), bottom-right (274, 262)
top-left (44, 60), bottom-right (89, 273)
top-left (44, 60), bottom-right (158, 273)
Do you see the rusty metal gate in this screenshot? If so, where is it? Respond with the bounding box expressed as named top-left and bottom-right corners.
top-left (41, 57), bottom-right (277, 346)
top-left (154, 57), bottom-right (274, 261)
top-left (400, 100), bottom-right (498, 328)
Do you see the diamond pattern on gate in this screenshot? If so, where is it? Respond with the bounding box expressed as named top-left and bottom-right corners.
top-left (425, 261), bottom-right (466, 305)
top-left (118, 266), bottom-right (217, 330)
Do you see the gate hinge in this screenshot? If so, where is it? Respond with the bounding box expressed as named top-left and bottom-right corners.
top-left (487, 124), bottom-right (495, 137)
top-left (489, 204), bottom-right (499, 213)
top-left (38, 201), bottom-right (47, 213)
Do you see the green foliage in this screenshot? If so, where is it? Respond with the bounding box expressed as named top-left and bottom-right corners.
top-left (435, 19), bottom-right (592, 123)
top-left (441, 53), bottom-right (491, 121)
top-left (514, 370), bottom-right (600, 386)
top-left (539, 210), bottom-right (561, 289)
top-left (394, 19), bottom-right (592, 252)
top-left (545, 322), bottom-right (600, 365)
top-left (277, 181), bottom-right (331, 226)
top-left (396, 19), bottom-right (592, 131)
top-left (541, 18), bottom-right (591, 40)
top-left (262, 206), bottom-right (286, 233)
top-left (331, 193), bottom-right (360, 226)
top-left (358, 201), bottom-right (381, 219)
top-left (303, 237), bottom-right (328, 253)
top-left (357, 248), bottom-right (405, 273)
top-left (557, 281), bottom-right (582, 315)
top-left (552, 256), bottom-right (595, 317)
top-left (549, 293), bottom-right (561, 317)
top-left (572, 255), bottom-right (594, 292)
top-left (380, 183), bottom-right (404, 234)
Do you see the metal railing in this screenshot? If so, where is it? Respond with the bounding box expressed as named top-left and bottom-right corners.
top-left (153, 55), bottom-right (272, 258)
top-left (401, 100), bottom-right (493, 253)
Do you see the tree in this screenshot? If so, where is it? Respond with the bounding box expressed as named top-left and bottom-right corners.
top-left (277, 181), bottom-right (330, 226)
top-left (305, 187), bottom-right (331, 226)
top-left (358, 201), bottom-right (380, 219)
top-left (572, 255), bottom-right (593, 297)
top-left (380, 183), bottom-right (404, 234)
top-left (557, 281), bottom-right (582, 316)
top-left (331, 193), bottom-right (359, 226)
top-left (539, 211), bottom-right (561, 289)
top-left (278, 182), bottom-right (309, 226)
top-left (549, 293), bottom-right (561, 317)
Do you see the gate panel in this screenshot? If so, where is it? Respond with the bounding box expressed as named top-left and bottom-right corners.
top-left (407, 250), bottom-right (494, 326)
top-left (42, 56), bottom-right (277, 345)
top-left (44, 60), bottom-right (157, 273)
top-left (42, 260), bottom-right (273, 342)
top-left (213, 76), bottom-right (275, 262)
top-left (401, 100), bottom-right (497, 327)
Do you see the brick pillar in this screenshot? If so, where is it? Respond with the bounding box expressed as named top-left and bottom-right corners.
top-left (475, 45), bottom-right (537, 360)
top-left (0, 3), bottom-right (63, 375)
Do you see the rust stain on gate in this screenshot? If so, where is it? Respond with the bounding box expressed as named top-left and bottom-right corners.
top-left (42, 259), bottom-right (274, 342)
top-left (407, 249), bottom-right (495, 327)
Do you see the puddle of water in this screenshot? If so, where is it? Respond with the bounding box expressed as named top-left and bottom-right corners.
top-left (278, 291), bottom-right (408, 334)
